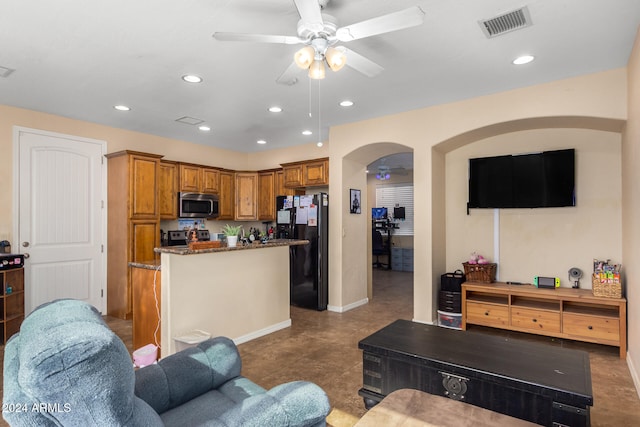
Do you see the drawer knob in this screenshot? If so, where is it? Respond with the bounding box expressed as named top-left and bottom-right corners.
top-left (588, 325), bottom-right (593, 330)
top-left (532, 318), bottom-right (537, 323)
top-left (484, 311), bottom-right (489, 316)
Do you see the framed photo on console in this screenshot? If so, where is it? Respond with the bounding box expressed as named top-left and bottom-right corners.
top-left (350, 189), bottom-right (361, 214)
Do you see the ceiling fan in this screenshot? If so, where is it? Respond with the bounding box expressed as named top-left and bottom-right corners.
top-left (212, 0), bottom-right (426, 83)
top-left (374, 158), bottom-right (409, 180)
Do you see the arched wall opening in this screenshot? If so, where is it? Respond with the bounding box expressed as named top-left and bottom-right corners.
top-left (329, 115), bottom-right (624, 324)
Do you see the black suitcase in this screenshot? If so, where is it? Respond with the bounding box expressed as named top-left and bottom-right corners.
top-left (441, 269), bottom-right (465, 292)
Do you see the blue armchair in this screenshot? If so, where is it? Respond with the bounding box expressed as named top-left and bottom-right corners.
top-left (2, 299), bottom-right (330, 426)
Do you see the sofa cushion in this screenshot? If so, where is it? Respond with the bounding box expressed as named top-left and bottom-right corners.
top-left (134, 337), bottom-right (242, 414)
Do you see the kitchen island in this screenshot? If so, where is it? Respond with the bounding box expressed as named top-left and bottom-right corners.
top-left (131, 239), bottom-right (308, 358)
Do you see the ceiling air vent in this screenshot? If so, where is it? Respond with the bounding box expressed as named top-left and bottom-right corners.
top-left (479, 7), bottom-right (532, 38)
top-left (175, 116), bottom-right (204, 126)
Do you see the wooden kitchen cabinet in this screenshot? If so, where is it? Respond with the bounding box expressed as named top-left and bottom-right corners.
top-left (462, 281), bottom-right (628, 358)
top-left (282, 163), bottom-right (304, 188)
top-left (179, 164), bottom-right (220, 194)
top-left (303, 158), bottom-right (329, 186)
top-left (202, 168), bottom-right (220, 193)
top-left (158, 160), bottom-right (178, 219)
top-left (106, 150), bottom-right (162, 319)
top-left (218, 170), bottom-right (235, 220)
top-left (235, 172), bottom-right (258, 220)
top-left (281, 157), bottom-right (329, 188)
top-left (258, 170), bottom-right (276, 220)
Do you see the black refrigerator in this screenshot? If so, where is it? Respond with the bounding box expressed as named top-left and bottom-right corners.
top-left (276, 193), bottom-right (328, 311)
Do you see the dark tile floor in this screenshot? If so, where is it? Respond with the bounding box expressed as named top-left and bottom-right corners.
top-left (2, 269), bottom-right (640, 426)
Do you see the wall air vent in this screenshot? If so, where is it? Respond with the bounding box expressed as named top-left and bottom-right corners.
top-left (479, 7), bottom-right (532, 38)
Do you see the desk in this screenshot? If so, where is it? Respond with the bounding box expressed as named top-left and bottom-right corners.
top-left (358, 320), bottom-right (593, 426)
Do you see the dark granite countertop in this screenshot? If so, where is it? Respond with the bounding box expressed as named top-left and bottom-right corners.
top-left (153, 239), bottom-right (309, 256)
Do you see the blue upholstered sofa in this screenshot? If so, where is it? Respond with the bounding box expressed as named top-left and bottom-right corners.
top-left (2, 299), bottom-right (331, 426)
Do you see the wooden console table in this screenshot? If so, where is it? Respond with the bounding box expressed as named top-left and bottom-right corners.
top-left (462, 281), bottom-right (627, 358)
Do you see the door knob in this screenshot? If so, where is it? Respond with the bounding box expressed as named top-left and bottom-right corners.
top-left (23, 253), bottom-right (30, 259)
top-left (22, 241), bottom-right (29, 247)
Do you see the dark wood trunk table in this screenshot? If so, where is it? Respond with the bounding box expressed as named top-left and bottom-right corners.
top-left (358, 320), bottom-right (593, 427)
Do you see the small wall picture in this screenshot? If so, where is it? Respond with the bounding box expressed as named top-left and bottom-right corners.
top-left (350, 189), bottom-right (361, 214)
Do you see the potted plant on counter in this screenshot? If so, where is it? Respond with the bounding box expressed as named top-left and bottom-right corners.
top-left (222, 224), bottom-right (242, 248)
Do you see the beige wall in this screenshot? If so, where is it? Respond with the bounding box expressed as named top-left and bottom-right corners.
top-left (446, 129), bottom-right (622, 285)
top-left (623, 27), bottom-right (640, 391)
top-left (0, 105), bottom-right (325, 242)
top-left (329, 68), bottom-right (627, 327)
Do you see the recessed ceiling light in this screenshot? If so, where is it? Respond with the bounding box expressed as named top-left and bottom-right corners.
top-left (512, 55), bottom-right (534, 65)
top-left (114, 105), bottom-right (131, 111)
top-left (268, 106), bottom-right (283, 113)
top-left (199, 125), bottom-right (211, 132)
top-left (339, 100), bottom-right (354, 107)
top-left (257, 139), bottom-right (267, 145)
top-left (302, 130), bottom-right (312, 136)
top-left (182, 74), bottom-right (203, 83)
top-left (317, 141), bottom-right (323, 147)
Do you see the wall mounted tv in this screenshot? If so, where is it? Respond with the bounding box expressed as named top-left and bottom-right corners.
top-left (468, 148), bottom-right (575, 209)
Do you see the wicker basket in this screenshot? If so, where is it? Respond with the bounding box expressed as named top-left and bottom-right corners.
top-left (592, 274), bottom-right (622, 298)
top-left (462, 262), bottom-right (497, 283)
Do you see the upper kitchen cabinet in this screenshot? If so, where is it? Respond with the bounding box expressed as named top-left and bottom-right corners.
top-left (105, 150), bottom-right (162, 319)
top-left (179, 163), bottom-right (220, 194)
top-left (235, 172), bottom-right (258, 221)
top-left (302, 158), bottom-right (329, 186)
top-left (281, 158), bottom-right (329, 188)
top-left (158, 160), bottom-right (178, 219)
top-left (130, 154), bottom-right (161, 219)
top-left (258, 170), bottom-right (276, 221)
top-left (218, 170), bottom-right (235, 220)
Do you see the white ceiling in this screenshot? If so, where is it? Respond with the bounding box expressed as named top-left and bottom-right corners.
top-left (1, 0), bottom-right (639, 156)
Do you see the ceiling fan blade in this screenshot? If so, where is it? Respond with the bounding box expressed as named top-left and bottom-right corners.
top-left (294, 0), bottom-right (324, 31)
top-left (213, 32), bottom-right (302, 45)
top-left (276, 61), bottom-right (303, 86)
top-left (342, 48), bottom-right (384, 77)
top-left (336, 6), bottom-right (425, 42)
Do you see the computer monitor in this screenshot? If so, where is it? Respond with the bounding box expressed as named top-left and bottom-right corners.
top-left (372, 207), bottom-right (388, 220)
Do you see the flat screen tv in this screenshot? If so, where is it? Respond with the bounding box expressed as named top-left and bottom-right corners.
top-left (468, 148), bottom-right (575, 209)
top-left (372, 207), bottom-right (388, 220)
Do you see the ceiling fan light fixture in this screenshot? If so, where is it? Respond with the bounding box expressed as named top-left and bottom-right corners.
top-left (325, 47), bottom-right (346, 72)
top-left (294, 46), bottom-right (315, 69)
top-left (308, 59), bottom-right (326, 79)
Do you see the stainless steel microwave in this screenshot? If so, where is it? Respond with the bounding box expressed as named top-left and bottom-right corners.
top-left (178, 192), bottom-right (219, 218)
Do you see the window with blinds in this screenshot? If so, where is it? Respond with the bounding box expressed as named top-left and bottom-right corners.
top-left (375, 184), bottom-right (414, 236)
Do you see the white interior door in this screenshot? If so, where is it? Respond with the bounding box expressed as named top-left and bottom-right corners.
top-left (15, 127), bottom-right (106, 314)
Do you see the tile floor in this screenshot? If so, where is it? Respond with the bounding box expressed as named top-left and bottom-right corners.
top-left (2, 269), bottom-right (640, 426)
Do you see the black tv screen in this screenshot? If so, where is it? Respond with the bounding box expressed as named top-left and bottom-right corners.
top-left (468, 149), bottom-right (575, 209)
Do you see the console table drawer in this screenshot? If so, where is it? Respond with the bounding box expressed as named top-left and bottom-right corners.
top-left (511, 307), bottom-right (561, 333)
top-left (466, 302), bottom-right (509, 327)
top-left (563, 313), bottom-right (620, 342)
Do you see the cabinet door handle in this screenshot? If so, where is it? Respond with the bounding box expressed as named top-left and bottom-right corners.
top-left (588, 325), bottom-right (593, 330)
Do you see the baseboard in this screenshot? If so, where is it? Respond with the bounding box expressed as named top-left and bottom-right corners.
top-left (627, 351), bottom-right (640, 399)
top-left (328, 298), bottom-right (369, 313)
top-left (232, 319), bottom-right (292, 345)
top-left (412, 317), bottom-right (436, 326)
